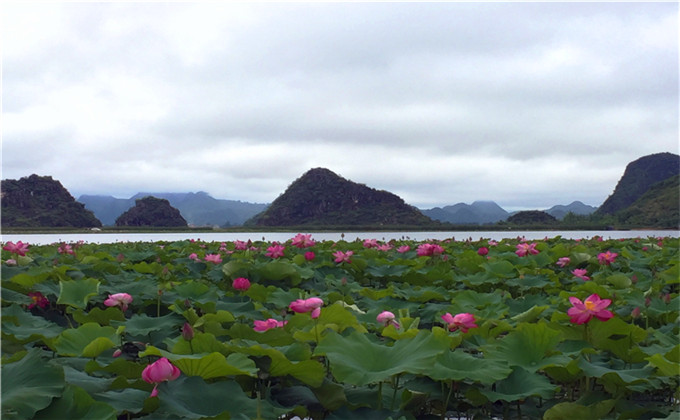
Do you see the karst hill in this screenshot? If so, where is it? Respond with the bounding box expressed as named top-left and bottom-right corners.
top-left (246, 168), bottom-right (436, 227)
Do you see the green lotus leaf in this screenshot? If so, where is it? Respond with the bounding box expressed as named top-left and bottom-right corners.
top-left (54, 323), bottom-right (118, 357)
top-left (170, 352), bottom-right (257, 379)
top-left (62, 365), bottom-right (114, 393)
top-left (543, 399), bottom-right (617, 420)
top-left (92, 388), bottom-right (149, 414)
top-left (1, 304), bottom-right (63, 341)
top-left (483, 322), bottom-right (568, 372)
top-left (588, 317), bottom-right (647, 362)
top-left (645, 353), bottom-right (679, 377)
top-left (174, 281), bottom-right (219, 303)
top-left (482, 260), bottom-right (516, 278)
top-left (314, 330), bottom-right (449, 386)
top-left (509, 305), bottom-right (549, 323)
top-left (86, 358), bottom-right (145, 379)
top-left (578, 357), bottom-right (655, 384)
top-left (605, 273), bottom-right (632, 288)
top-left (155, 375), bottom-right (288, 419)
top-left (56, 278), bottom-right (100, 309)
top-left (8, 269), bottom-right (51, 287)
top-left (430, 348), bottom-right (512, 383)
top-left (111, 313), bottom-right (184, 336)
top-left (82, 337), bottom-right (117, 358)
top-left (32, 384), bottom-right (116, 420)
top-left (223, 341), bottom-right (325, 387)
top-left (259, 261), bottom-right (301, 282)
top-left (479, 367), bottom-right (557, 402)
top-left (70, 307), bottom-right (126, 326)
top-left (366, 264), bottom-right (409, 278)
top-left (1, 348), bottom-right (65, 420)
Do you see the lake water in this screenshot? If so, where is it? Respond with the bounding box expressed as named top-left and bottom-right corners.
top-left (1, 230), bottom-right (677, 245)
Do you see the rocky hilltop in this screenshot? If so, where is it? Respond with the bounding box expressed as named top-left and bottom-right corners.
top-left (246, 168), bottom-right (435, 227)
top-left (1, 174), bottom-right (102, 228)
top-left (114, 196), bottom-right (187, 227)
top-left (597, 152), bottom-right (679, 215)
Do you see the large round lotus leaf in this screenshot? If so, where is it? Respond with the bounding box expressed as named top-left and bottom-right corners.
top-left (314, 330), bottom-right (449, 386)
top-left (155, 376), bottom-right (288, 419)
top-left (32, 385), bottom-right (117, 420)
top-left (479, 367), bottom-right (557, 402)
top-left (57, 278), bottom-right (100, 309)
top-left (53, 323), bottom-right (118, 357)
top-left (430, 348), bottom-right (512, 383)
top-left (1, 348), bottom-right (65, 420)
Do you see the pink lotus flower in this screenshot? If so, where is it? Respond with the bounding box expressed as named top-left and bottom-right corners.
top-left (104, 293), bottom-right (133, 311)
top-left (204, 254), bottom-right (222, 264)
top-left (363, 239), bottom-right (379, 248)
top-left (567, 294), bottom-right (614, 324)
top-left (571, 268), bottom-right (590, 281)
top-left (142, 357), bottom-right (181, 397)
top-left (477, 247), bottom-right (489, 256)
top-left (417, 243), bottom-right (444, 256)
top-left (234, 240), bottom-right (249, 250)
top-left (28, 291), bottom-right (49, 309)
top-left (631, 306), bottom-right (641, 319)
top-left (488, 240), bottom-right (499, 246)
top-left (597, 251), bottom-right (618, 265)
top-left (3, 241), bottom-right (29, 256)
top-left (396, 245), bottom-right (411, 253)
top-left (515, 242), bottom-right (539, 257)
top-left (441, 312), bottom-right (478, 333)
top-left (181, 322), bottom-right (194, 341)
top-left (4, 259), bottom-right (17, 266)
top-left (304, 251), bottom-right (315, 261)
top-left (253, 318), bottom-right (288, 332)
top-left (232, 277), bottom-right (251, 291)
top-left (289, 297), bottom-right (324, 318)
top-left (333, 250), bottom-right (353, 264)
top-left (58, 243), bottom-right (75, 255)
top-left (376, 244), bottom-right (393, 252)
top-left (376, 311), bottom-right (400, 329)
top-left (291, 234), bottom-right (316, 248)
top-left (188, 253), bottom-right (199, 261)
top-left (556, 257), bottom-right (570, 267)
top-left (266, 244), bottom-right (285, 259)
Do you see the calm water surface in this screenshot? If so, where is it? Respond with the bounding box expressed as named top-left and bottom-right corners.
top-left (2, 230), bottom-right (677, 245)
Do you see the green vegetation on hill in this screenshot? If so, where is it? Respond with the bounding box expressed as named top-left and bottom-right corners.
top-left (504, 210), bottom-right (558, 226)
top-left (615, 175), bottom-right (679, 228)
top-left (114, 196), bottom-right (187, 227)
top-left (1, 174), bottom-right (102, 228)
top-left (597, 152), bottom-right (679, 215)
top-left (247, 168), bottom-right (436, 227)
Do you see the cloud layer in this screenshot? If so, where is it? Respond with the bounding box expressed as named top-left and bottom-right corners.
top-left (2, 2), bottom-right (677, 210)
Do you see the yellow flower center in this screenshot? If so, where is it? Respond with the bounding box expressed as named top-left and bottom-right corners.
top-left (584, 300), bottom-right (596, 311)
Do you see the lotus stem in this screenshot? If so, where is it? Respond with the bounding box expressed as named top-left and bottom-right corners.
top-left (390, 374), bottom-right (401, 410)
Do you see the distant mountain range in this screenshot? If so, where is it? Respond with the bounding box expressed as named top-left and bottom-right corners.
top-left (421, 200), bottom-right (597, 225)
top-left (4, 152), bottom-right (676, 229)
top-left (77, 192), bottom-right (267, 227)
top-left (78, 187), bottom-right (598, 227)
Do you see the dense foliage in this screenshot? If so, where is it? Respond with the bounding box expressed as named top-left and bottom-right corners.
top-left (2, 233), bottom-right (678, 419)
top-left (0, 174), bottom-right (102, 228)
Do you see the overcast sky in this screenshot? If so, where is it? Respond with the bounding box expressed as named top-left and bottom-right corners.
top-left (2, 1), bottom-right (678, 211)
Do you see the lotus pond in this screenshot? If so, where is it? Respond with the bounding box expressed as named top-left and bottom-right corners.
top-left (1, 234), bottom-right (678, 420)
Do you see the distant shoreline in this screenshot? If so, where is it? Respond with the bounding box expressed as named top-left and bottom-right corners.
top-left (2, 225), bottom-right (678, 235)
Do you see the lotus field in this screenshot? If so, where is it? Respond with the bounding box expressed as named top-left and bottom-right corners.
top-left (1, 234), bottom-right (679, 420)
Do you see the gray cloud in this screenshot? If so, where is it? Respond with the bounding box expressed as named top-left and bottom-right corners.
top-left (2, 2), bottom-right (677, 211)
